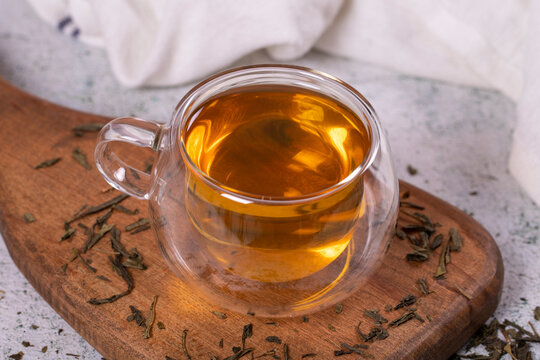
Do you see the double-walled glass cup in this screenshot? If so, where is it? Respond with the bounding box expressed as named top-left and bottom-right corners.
top-left (95, 65), bottom-right (398, 317)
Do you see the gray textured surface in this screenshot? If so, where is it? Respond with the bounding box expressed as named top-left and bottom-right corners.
top-left (1, 1), bottom-right (539, 359)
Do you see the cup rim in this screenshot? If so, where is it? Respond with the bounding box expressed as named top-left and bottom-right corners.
top-left (172, 64), bottom-right (382, 205)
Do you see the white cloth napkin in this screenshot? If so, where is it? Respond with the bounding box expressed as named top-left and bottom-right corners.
top-left (26, 0), bottom-right (540, 205)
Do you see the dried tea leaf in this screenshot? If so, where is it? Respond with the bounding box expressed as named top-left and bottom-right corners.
top-left (125, 218), bottom-right (150, 232)
top-left (407, 164), bottom-right (418, 175)
top-left (23, 213), bottom-right (36, 223)
top-left (455, 284), bottom-right (473, 300)
top-left (406, 252), bottom-right (429, 262)
top-left (72, 123), bottom-right (104, 136)
top-left (417, 278), bottom-right (433, 295)
top-left (364, 309), bottom-right (388, 324)
top-left (535, 307), bottom-right (540, 321)
top-left (59, 228), bottom-right (76, 242)
top-left (182, 329), bottom-right (192, 360)
top-left (68, 194), bottom-right (129, 223)
top-left (157, 321), bottom-right (165, 330)
top-left (335, 303), bottom-right (343, 314)
top-left (130, 225), bottom-right (151, 235)
top-left (34, 157), bottom-right (61, 169)
top-left (449, 228), bottom-right (463, 252)
top-left (84, 223), bottom-right (114, 252)
top-left (72, 147), bottom-right (91, 170)
top-left (430, 234), bottom-right (443, 250)
top-left (389, 311), bottom-right (417, 327)
top-left (394, 294), bottom-right (416, 310)
top-left (396, 229), bottom-right (407, 240)
top-left (434, 239), bottom-right (450, 278)
top-left (400, 201), bottom-right (425, 210)
top-left (77, 254), bottom-right (97, 273)
top-left (211, 310), bottom-right (227, 319)
top-left (88, 254), bottom-right (133, 305)
top-left (265, 336), bottom-right (282, 344)
top-left (8, 352), bottom-right (24, 360)
top-left (241, 323), bottom-right (253, 349)
top-left (143, 295), bottom-right (158, 339)
top-left (112, 204), bottom-right (139, 215)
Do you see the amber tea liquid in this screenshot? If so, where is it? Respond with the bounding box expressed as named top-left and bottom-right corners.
top-left (182, 85), bottom-right (371, 282)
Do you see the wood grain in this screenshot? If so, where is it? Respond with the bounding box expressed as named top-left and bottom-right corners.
top-left (0, 77), bottom-right (503, 360)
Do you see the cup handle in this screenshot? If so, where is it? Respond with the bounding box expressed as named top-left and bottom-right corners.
top-left (95, 117), bottom-right (163, 200)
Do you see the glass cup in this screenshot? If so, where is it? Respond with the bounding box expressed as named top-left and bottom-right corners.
top-left (95, 65), bottom-right (398, 317)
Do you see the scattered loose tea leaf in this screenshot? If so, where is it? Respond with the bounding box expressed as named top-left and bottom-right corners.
top-left (88, 254), bottom-right (133, 305)
top-left (219, 338), bottom-right (224, 348)
top-left (455, 284), bottom-right (473, 300)
top-left (328, 324), bottom-right (336, 331)
top-left (395, 229), bottom-right (407, 240)
top-left (31, 324), bottom-right (39, 330)
top-left (96, 209), bottom-right (113, 226)
top-left (394, 294), bottom-right (416, 310)
top-left (266, 336), bottom-right (282, 344)
top-left (335, 303), bottom-right (343, 314)
top-left (41, 346), bottom-right (47, 353)
top-left (364, 309), bottom-right (388, 324)
top-left (23, 213), bottom-right (35, 223)
top-left (242, 323), bottom-right (253, 349)
top-left (400, 201), bottom-right (425, 210)
top-left (301, 354), bottom-right (317, 358)
top-left (302, 316), bottom-right (309, 323)
top-left (407, 164), bottom-right (418, 175)
top-left (417, 278), bottom-right (433, 295)
top-left (430, 234), bottom-right (443, 250)
top-left (77, 254), bottom-right (97, 273)
top-left (8, 352), bottom-right (24, 360)
top-left (34, 157), bottom-right (61, 169)
top-left (84, 223), bottom-right (114, 252)
top-left (143, 295), bottom-right (158, 339)
top-left (130, 225), bottom-right (151, 235)
top-left (72, 123), bottom-right (104, 136)
top-left (182, 329), bottom-right (192, 360)
top-left (126, 218), bottom-right (150, 232)
top-left (384, 304), bottom-right (393, 312)
top-left (97, 275), bottom-right (111, 282)
top-left (211, 310), bottom-right (227, 319)
top-left (72, 147), bottom-right (91, 170)
top-left (21, 341), bottom-right (33, 347)
top-left (535, 307), bottom-right (540, 321)
top-left (406, 252), bottom-right (429, 262)
top-left (60, 263), bottom-right (68, 272)
top-left (434, 239), bottom-right (450, 278)
top-left (283, 343), bottom-right (289, 360)
top-left (68, 194), bottom-right (129, 223)
top-left (127, 305), bottom-right (145, 327)
top-left (156, 321), bottom-right (165, 330)
top-left (60, 227), bottom-right (76, 242)
top-left (449, 228), bottom-right (463, 252)
top-left (389, 311), bottom-right (417, 327)
top-left (112, 204), bottom-right (139, 215)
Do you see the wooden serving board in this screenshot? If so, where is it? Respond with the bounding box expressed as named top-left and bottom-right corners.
top-left (0, 78), bottom-right (503, 360)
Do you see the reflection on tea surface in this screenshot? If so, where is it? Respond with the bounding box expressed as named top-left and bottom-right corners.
top-left (182, 86), bottom-right (370, 282)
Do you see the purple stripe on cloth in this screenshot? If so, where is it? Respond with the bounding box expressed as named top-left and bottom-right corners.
top-left (57, 16), bottom-right (72, 30)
